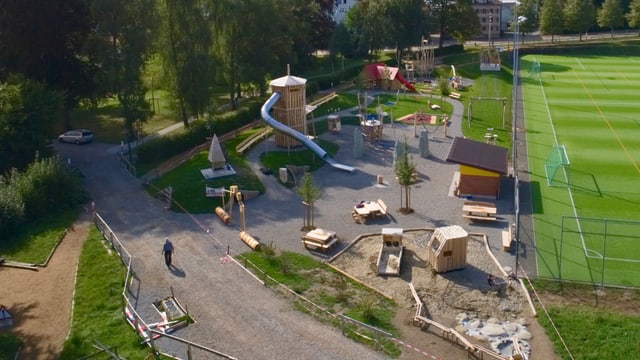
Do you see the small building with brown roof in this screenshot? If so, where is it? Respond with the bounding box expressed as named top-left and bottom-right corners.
top-left (446, 137), bottom-right (508, 199)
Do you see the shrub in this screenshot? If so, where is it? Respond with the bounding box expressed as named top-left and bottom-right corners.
top-left (0, 179), bottom-right (25, 238)
top-left (136, 100), bottom-right (263, 170)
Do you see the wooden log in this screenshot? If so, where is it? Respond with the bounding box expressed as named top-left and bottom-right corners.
top-left (239, 231), bottom-right (261, 251)
top-left (215, 207), bottom-right (231, 224)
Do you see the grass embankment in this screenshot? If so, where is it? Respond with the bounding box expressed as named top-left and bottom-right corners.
top-left (239, 249), bottom-right (401, 358)
top-left (59, 226), bottom-right (156, 359)
top-left (0, 209), bottom-right (78, 263)
top-left (532, 279), bottom-right (640, 360)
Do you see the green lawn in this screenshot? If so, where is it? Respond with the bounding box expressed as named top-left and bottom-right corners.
top-left (521, 46), bottom-right (640, 287)
top-left (59, 226), bottom-right (155, 359)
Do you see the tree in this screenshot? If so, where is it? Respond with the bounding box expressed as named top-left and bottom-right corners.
top-left (344, 0), bottom-right (387, 59)
top-left (0, 0), bottom-right (96, 129)
top-left (539, 0), bottom-right (565, 42)
top-left (88, 0), bottom-right (156, 141)
top-left (512, 0), bottom-right (540, 42)
top-left (383, 0), bottom-right (432, 68)
top-left (427, 0), bottom-right (480, 48)
top-left (395, 138), bottom-right (417, 214)
top-left (0, 77), bottom-right (62, 174)
top-left (627, 0), bottom-right (640, 35)
top-left (598, 0), bottom-right (625, 38)
top-left (296, 172), bottom-right (321, 231)
top-left (564, 0), bottom-right (595, 41)
top-left (159, 0), bottom-right (214, 127)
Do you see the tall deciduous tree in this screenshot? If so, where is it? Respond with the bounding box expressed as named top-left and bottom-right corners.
top-left (427, 0), bottom-right (480, 48)
top-left (159, 0), bottom-right (214, 127)
top-left (511, 0), bottom-right (539, 42)
top-left (598, 0), bottom-right (625, 38)
top-left (0, 77), bottom-right (62, 174)
top-left (627, 0), bottom-right (640, 35)
top-left (564, 0), bottom-right (595, 41)
top-left (395, 138), bottom-right (417, 214)
top-left (344, 0), bottom-right (387, 59)
top-left (0, 0), bottom-right (96, 129)
top-left (88, 0), bottom-right (156, 141)
top-left (539, 0), bottom-right (565, 42)
top-left (384, 0), bottom-right (432, 68)
top-left (296, 172), bottom-right (321, 231)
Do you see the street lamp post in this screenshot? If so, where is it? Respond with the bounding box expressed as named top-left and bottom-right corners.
top-left (513, 13), bottom-right (527, 278)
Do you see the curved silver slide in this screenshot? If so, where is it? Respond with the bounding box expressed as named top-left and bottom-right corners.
top-left (261, 92), bottom-right (355, 172)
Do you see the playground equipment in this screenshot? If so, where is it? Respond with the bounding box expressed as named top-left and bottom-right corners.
top-left (427, 225), bottom-right (469, 273)
top-left (480, 46), bottom-right (501, 71)
top-left (416, 37), bottom-right (435, 79)
top-left (376, 228), bottom-right (404, 276)
top-left (261, 68), bottom-right (354, 172)
top-left (449, 65), bottom-right (464, 90)
top-left (214, 185), bottom-right (261, 250)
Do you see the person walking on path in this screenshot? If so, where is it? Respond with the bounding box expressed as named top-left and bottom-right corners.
top-left (162, 238), bottom-right (174, 268)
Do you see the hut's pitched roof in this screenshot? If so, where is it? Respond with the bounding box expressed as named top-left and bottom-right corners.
top-left (446, 137), bottom-right (508, 174)
top-left (270, 75), bottom-right (307, 87)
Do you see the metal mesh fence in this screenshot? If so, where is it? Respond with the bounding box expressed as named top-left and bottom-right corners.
top-left (559, 216), bottom-right (640, 287)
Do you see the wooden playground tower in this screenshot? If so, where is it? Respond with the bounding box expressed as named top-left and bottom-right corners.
top-left (269, 67), bottom-right (308, 149)
top-left (404, 37), bottom-right (434, 82)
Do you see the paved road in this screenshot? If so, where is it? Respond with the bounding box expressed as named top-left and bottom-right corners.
top-left (54, 92), bottom-right (528, 359)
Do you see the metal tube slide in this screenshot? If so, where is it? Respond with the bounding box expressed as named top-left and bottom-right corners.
top-left (261, 92), bottom-right (355, 172)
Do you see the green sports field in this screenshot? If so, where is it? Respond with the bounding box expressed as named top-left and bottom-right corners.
top-left (521, 44), bottom-right (640, 287)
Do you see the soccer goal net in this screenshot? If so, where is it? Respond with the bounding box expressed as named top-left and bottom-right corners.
top-left (528, 60), bottom-right (541, 79)
top-left (545, 144), bottom-right (570, 186)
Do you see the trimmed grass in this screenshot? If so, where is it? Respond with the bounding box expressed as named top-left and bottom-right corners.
top-left (521, 47), bottom-right (640, 287)
top-left (532, 279), bottom-right (640, 360)
top-left (59, 226), bottom-right (155, 359)
top-left (68, 93), bottom-right (178, 144)
top-left (238, 249), bottom-right (401, 358)
top-left (0, 209), bottom-right (79, 264)
top-left (147, 129), bottom-right (265, 213)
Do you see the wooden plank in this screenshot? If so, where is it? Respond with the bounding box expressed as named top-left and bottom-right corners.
top-left (462, 214), bottom-right (497, 221)
top-left (501, 230), bottom-right (511, 252)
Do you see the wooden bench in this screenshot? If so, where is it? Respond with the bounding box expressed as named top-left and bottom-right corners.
top-left (462, 214), bottom-right (497, 221)
top-left (501, 225), bottom-right (513, 252)
top-left (377, 199), bottom-right (388, 216)
top-left (301, 229), bottom-right (338, 253)
top-left (449, 92), bottom-right (461, 100)
top-left (352, 210), bottom-right (366, 224)
top-left (302, 237), bottom-right (338, 253)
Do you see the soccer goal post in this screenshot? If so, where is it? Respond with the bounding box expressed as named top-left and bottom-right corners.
top-left (545, 144), bottom-right (570, 186)
top-left (528, 59), bottom-right (541, 79)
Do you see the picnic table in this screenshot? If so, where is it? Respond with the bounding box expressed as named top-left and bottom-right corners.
top-left (301, 228), bottom-right (338, 253)
top-left (462, 201), bottom-right (497, 221)
top-left (352, 200), bottom-right (388, 224)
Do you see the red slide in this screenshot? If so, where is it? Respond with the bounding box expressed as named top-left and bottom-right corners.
top-left (395, 72), bottom-right (416, 92)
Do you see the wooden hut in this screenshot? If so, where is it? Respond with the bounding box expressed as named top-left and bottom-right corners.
top-left (269, 72), bottom-right (307, 148)
top-left (446, 137), bottom-right (508, 199)
top-left (427, 225), bottom-right (468, 273)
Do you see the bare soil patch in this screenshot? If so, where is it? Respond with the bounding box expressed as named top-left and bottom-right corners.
top-left (328, 229), bottom-right (558, 360)
top-left (0, 214), bottom-right (90, 360)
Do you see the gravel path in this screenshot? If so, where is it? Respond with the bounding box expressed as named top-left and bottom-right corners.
top-left (54, 94), bottom-right (524, 359)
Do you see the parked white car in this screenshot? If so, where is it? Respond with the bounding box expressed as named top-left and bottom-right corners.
top-left (58, 129), bottom-right (94, 144)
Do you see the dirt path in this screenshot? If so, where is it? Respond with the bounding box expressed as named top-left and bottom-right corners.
top-left (0, 213), bottom-right (91, 360)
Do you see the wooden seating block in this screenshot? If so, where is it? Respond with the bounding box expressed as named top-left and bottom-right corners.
top-left (377, 199), bottom-right (388, 215)
top-left (449, 92), bottom-right (461, 100)
top-left (501, 230), bottom-right (512, 252)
